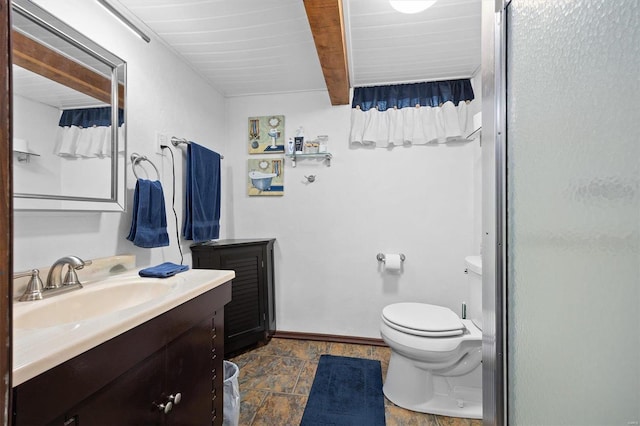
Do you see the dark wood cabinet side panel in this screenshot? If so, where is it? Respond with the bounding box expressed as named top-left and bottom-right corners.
top-left (265, 241), bottom-right (276, 337)
top-left (212, 310), bottom-right (224, 426)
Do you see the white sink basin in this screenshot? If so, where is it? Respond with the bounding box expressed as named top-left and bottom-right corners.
top-left (13, 267), bottom-right (235, 387)
top-left (14, 279), bottom-right (175, 329)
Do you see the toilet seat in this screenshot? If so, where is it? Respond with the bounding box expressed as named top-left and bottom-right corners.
top-left (382, 303), bottom-right (465, 337)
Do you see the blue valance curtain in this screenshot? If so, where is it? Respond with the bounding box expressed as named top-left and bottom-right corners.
top-left (350, 79), bottom-right (476, 147)
top-left (54, 107), bottom-right (125, 158)
top-left (352, 80), bottom-right (474, 111)
top-left (58, 107), bottom-right (125, 128)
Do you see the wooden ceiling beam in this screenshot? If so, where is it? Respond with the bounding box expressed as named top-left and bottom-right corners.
top-left (303, 0), bottom-right (350, 106)
top-left (12, 30), bottom-right (124, 108)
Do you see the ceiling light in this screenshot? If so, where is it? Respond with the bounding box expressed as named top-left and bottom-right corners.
top-left (389, 1), bottom-right (437, 14)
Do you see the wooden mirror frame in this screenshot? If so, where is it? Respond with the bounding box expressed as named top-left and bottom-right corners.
top-left (1, 0), bottom-right (13, 422)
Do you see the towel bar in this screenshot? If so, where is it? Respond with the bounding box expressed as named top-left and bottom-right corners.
top-left (170, 137), bottom-right (224, 159)
top-left (131, 153), bottom-right (160, 180)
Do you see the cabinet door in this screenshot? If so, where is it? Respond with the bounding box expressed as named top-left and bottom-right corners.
top-left (164, 318), bottom-right (213, 425)
top-left (264, 241), bottom-right (276, 337)
top-left (66, 351), bottom-right (165, 426)
top-left (218, 246), bottom-right (266, 354)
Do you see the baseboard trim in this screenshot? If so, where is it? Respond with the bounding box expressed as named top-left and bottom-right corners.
top-left (273, 330), bottom-right (387, 347)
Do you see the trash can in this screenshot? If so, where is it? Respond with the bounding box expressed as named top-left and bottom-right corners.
top-left (223, 360), bottom-right (240, 426)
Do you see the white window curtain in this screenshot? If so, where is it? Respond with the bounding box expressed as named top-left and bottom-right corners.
top-left (349, 79), bottom-right (476, 148)
top-left (54, 107), bottom-right (124, 158)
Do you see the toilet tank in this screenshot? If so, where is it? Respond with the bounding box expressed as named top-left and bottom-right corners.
top-left (465, 256), bottom-right (482, 330)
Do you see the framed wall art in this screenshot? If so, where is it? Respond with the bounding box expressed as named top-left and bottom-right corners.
top-left (248, 115), bottom-right (285, 154)
top-left (247, 158), bottom-right (284, 196)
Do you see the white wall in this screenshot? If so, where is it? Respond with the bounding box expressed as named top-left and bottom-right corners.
top-left (225, 91), bottom-right (480, 338)
top-left (13, 95), bottom-right (62, 195)
top-left (14, 1), bottom-right (483, 340)
top-left (471, 73), bottom-right (483, 254)
top-left (13, 0), bottom-right (226, 271)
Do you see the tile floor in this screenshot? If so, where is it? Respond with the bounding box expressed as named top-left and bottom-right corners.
top-left (229, 338), bottom-right (482, 426)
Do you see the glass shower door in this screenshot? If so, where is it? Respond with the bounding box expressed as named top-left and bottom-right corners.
top-left (505, 1), bottom-right (640, 424)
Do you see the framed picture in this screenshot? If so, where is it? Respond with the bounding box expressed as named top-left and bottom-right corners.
top-left (248, 158), bottom-right (284, 196)
top-left (248, 115), bottom-right (285, 154)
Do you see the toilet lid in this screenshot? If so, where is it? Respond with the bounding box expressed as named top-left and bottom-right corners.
top-left (382, 303), bottom-right (465, 337)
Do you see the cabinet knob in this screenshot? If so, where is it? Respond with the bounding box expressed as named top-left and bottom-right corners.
top-left (169, 393), bottom-right (182, 405)
top-left (156, 401), bottom-right (173, 414)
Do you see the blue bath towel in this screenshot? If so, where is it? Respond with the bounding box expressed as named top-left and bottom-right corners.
top-left (126, 179), bottom-right (170, 248)
top-left (139, 262), bottom-right (189, 278)
top-left (182, 142), bottom-right (221, 242)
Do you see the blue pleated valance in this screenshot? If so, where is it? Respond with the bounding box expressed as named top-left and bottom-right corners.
top-left (58, 107), bottom-right (125, 128)
top-left (351, 79), bottom-right (475, 112)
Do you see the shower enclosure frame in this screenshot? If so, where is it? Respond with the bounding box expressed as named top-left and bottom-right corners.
top-left (481, 0), bottom-right (509, 425)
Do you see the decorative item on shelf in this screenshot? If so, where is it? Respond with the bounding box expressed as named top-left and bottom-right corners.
top-left (248, 158), bottom-right (284, 196)
top-left (303, 141), bottom-right (319, 154)
top-left (294, 126), bottom-right (305, 154)
top-left (286, 132), bottom-right (331, 167)
top-left (13, 138), bottom-right (40, 163)
top-left (248, 115), bottom-right (285, 154)
top-left (317, 135), bottom-right (329, 153)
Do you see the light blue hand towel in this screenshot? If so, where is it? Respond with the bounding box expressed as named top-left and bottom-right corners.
top-left (127, 179), bottom-right (170, 248)
top-left (182, 142), bottom-right (221, 242)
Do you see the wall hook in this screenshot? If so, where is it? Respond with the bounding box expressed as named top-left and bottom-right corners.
top-left (304, 175), bottom-right (316, 183)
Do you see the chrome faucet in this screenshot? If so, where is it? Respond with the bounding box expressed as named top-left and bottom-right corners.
top-left (46, 256), bottom-right (92, 289)
top-left (14, 269), bottom-right (44, 301)
top-left (15, 256), bottom-right (92, 301)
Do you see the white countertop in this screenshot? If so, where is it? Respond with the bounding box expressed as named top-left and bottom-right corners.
top-left (13, 268), bottom-right (235, 386)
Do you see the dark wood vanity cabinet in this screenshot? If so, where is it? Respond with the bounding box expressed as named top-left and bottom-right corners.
top-left (12, 281), bottom-right (231, 426)
top-left (192, 239), bottom-right (276, 356)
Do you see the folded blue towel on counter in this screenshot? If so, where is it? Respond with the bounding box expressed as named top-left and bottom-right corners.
top-left (182, 142), bottom-right (221, 243)
top-left (138, 262), bottom-right (189, 278)
top-left (127, 179), bottom-right (170, 248)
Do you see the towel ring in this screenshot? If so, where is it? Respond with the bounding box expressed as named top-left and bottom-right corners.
top-left (130, 153), bottom-right (160, 180)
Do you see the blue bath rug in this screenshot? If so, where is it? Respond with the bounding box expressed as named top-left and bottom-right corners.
top-left (300, 355), bottom-right (386, 426)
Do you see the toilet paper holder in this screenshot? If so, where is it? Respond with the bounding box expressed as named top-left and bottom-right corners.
top-left (376, 253), bottom-right (406, 262)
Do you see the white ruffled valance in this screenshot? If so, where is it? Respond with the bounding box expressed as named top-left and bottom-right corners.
top-left (54, 125), bottom-right (125, 158)
top-left (349, 100), bottom-right (472, 148)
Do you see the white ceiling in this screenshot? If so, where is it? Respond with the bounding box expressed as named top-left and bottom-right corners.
top-left (116, 0), bottom-right (327, 97)
top-left (116, 0), bottom-right (481, 98)
top-left (23, 0), bottom-right (479, 102)
top-left (346, 0), bottom-right (481, 86)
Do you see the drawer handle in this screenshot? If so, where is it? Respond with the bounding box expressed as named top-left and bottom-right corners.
top-left (156, 401), bottom-right (173, 414)
top-left (169, 393), bottom-right (182, 405)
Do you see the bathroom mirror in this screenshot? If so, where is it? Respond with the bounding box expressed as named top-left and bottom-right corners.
top-left (12, 0), bottom-right (126, 211)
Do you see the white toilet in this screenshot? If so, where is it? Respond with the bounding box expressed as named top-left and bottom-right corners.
top-left (380, 256), bottom-right (483, 419)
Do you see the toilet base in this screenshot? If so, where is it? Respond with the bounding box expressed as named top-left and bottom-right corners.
top-left (383, 351), bottom-right (482, 419)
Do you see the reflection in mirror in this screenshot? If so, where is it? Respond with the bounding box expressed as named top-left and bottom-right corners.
top-left (12, 0), bottom-right (127, 211)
